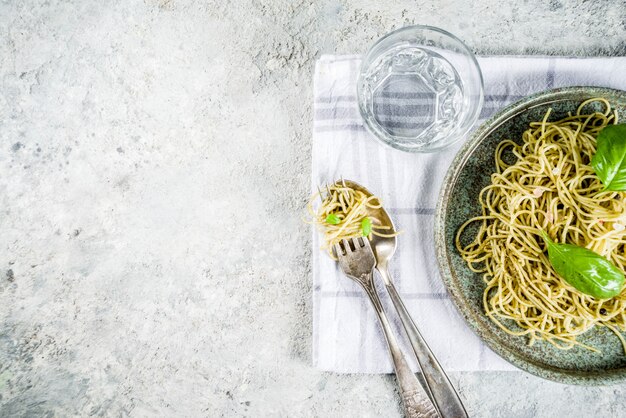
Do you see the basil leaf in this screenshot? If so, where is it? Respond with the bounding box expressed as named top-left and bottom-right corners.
top-left (541, 232), bottom-right (624, 299)
top-left (361, 217), bottom-right (372, 236)
top-left (325, 214), bottom-right (341, 225)
top-left (591, 124), bottom-right (626, 191)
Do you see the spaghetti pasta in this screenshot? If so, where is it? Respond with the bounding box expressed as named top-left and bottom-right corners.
top-left (456, 98), bottom-right (626, 352)
top-left (307, 181), bottom-right (398, 258)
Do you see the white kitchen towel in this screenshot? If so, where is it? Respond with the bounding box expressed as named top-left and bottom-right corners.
top-left (312, 55), bottom-right (626, 373)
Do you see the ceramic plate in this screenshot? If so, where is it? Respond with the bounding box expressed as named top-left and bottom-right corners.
top-left (435, 86), bottom-right (626, 385)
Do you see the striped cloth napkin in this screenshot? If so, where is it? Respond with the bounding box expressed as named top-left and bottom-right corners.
top-left (311, 55), bottom-right (626, 373)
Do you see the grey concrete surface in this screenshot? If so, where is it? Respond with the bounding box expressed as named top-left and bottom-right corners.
top-left (1, 1), bottom-right (625, 417)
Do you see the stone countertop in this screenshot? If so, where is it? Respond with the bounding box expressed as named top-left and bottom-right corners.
top-left (1, 1), bottom-right (625, 417)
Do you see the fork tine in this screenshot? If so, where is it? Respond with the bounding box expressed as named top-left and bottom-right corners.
top-left (334, 241), bottom-right (344, 257)
top-left (339, 239), bottom-right (348, 253)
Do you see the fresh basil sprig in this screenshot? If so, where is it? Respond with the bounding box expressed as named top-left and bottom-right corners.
top-left (541, 231), bottom-right (624, 299)
top-left (361, 217), bottom-right (372, 236)
top-left (591, 124), bottom-right (626, 191)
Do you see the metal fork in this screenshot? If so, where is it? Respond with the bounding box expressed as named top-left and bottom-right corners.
top-left (334, 237), bottom-right (439, 418)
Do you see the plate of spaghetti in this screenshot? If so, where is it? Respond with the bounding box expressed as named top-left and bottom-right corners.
top-left (435, 86), bottom-right (626, 384)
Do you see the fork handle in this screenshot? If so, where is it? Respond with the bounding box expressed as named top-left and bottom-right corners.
top-left (379, 265), bottom-right (468, 418)
top-left (359, 272), bottom-right (439, 418)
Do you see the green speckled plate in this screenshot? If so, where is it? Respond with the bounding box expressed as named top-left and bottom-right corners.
top-left (435, 86), bottom-right (626, 385)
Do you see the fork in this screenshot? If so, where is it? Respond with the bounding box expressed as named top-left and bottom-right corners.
top-left (334, 237), bottom-right (439, 418)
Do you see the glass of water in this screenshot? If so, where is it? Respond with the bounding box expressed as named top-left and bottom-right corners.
top-left (357, 25), bottom-right (483, 153)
